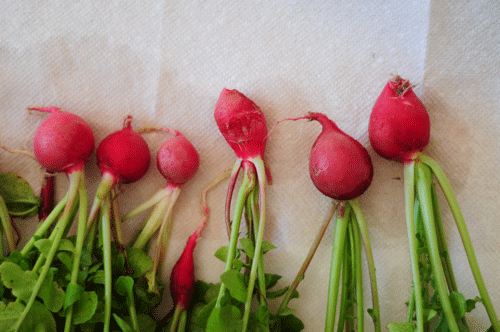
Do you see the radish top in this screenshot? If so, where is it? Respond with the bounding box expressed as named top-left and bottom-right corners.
top-left (156, 131), bottom-right (200, 185)
top-left (96, 116), bottom-right (151, 184)
top-left (32, 107), bottom-right (95, 174)
top-left (368, 76), bottom-right (430, 163)
top-left (307, 113), bottom-right (373, 201)
top-left (214, 88), bottom-right (268, 160)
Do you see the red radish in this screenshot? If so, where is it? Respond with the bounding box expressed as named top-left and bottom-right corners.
top-left (97, 116), bottom-right (151, 185)
top-left (288, 113), bottom-right (373, 201)
top-left (368, 76), bottom-right (430, 163)
top-left (156, 130), bottom-right (200, 185)
top-left (169, 222), bottom-right (202, 309)
top-left (214, 88), bottom-right (268, 160)
top-left (32, 107), bottom-right (95, 174)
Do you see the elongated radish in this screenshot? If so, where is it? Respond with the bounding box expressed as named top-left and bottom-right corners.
top-left (369, 76), bottom-right (499, 332)
top-left (278, 112), bottom-right (380, 332)
top-left (123, 127), bottom-right (199, 294)
top-left (14, 107), bottom-right (94, 331)
top-left (207, 88), bottom-right (270, 332)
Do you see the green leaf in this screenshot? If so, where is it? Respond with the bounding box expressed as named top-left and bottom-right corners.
top-left (449, 291), bottom-right (467, 320)
top-left (273, 313), bottom-right (304, 332)
top-left (204, 283), bottom-right (222, 304)
top-left (240, 238), bottom-right (255, 259)
top-left (264, 273), bottom-right (282, 289)
top-left (38, 268), bottom-right (65, 312)
top-left (72, 291), bottom-right (98, 325)
top-left (267, 286), bottom-right (289, 299)
top-left (0, 300), bottom-right (57, 332)
top-left (387, 322), bottom-right (417, 332)
top-left (113, 314), bottom-right (134, 332)
top-left (90, 270), bottom-right (106, 284)
top-left (206, 304), bottom-right (243, 332)
top-left (261, 241), bottom-right (276, 254)
top-left (220, 270), bottom-right (248, 303)
top-left (64, 282), bottom-right (84, 310)
top-left (195, 298), bottom-right (217, 328)
top-left (126, 248), bottom-right (153, 278)
top-left (115, 276), bottom-right (134, 297)
top-left (34, 239), bottom-right (75, 258)
top-left (465, 296), bottom-right (482, 312)
top-left (0, 172), bottom-right (40, 218)
top-left (277, 307), bottom-right (296, 316)
top-left (0, 261), bottom-right (37, 302)
top-left (214, 246), bottom-right (230, 262)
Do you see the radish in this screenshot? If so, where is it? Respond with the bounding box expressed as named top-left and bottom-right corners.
top-left (122, 127), bottom-right (199, 295)
top-left (205, 88), bottom-right (271, 332)
top-left (369, 76), bottom-right (500, 332)
top-left (79, 116), bottom-right (150, 332)
top-left (14, 106), bottom-right (94, 331)
top-left (277, 112), bottom-right (380, 332)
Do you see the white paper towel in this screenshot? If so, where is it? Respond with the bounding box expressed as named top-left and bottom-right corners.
top-left (0, 1), bottom-right (498, 330)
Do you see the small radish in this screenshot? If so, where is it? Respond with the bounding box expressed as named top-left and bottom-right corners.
top-left (369, 76), bottom-right (500, 331)
top-left (209, 88), bottom-right (270, 332)
top-left (87, 116), bottom-right (151, 233)
top-left (85, 116), bottom-right (151, 331)
top-left (214, 88), bottom-right (267, 160)
top-left (32, 107), bottom-right (95, 174)
top-left (277, 112), bottom-right (380, 332)
top-left (368, 76), bottom-right (430, 163)
top-left (305, 113), bottom-right (373, 201)
top-left (14, 107), bottom-right (95, 331)
top-left (123, 127), bottom-right (199, 294)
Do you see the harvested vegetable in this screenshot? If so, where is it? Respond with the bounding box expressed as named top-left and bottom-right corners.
top-left (369, 76), bottom-right (500, 332)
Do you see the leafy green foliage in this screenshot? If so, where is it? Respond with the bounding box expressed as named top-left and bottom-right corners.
top-left (0, 172), bottom-right (41, 217)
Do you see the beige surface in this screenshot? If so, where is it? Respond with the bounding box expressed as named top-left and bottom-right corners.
top-left (1, 1), bottom-right (499, 330)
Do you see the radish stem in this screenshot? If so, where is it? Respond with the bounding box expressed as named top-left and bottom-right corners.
top-left (133, 193), bottom-right (172, 250)
top-left (278, 201), bottom-right (337, 315)
top-left (350, 198), bottom-right (381, 332)
top-left (101, 195), bottom-right (113, 332)
top-left (215, 166), bottom-right (254, 307)
top-left (64, 180), bottom-right (88, 331)
top-left (242, 157), bottom-right (267, 331)
top-left (325, 203), bottom-right (351, 332)
top-left (404, 161), bottom-right (424, 332)
top-left (0, 195), bottom-right (15, 253)
top-left (415, 162), bottom-right (459, 332)
top-left (123, 187), bottom-right (171, 221)
top-left (225, 159), bottom-right (242, 238)
top-left (14, 170), bottom-right (83, 332)
top-left (420, 154), bottom-right (500, 331)
top-left (352, 216), bottom-right (364, 331)
top-left (170, 305), bottom-right (183, 332)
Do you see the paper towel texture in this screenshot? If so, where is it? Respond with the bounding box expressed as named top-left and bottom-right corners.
top-left (1, 1), bottom-right (498, 330)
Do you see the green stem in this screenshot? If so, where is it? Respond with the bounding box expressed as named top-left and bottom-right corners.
top-left (21, 194), bottom-right (68, 256)
top-left (215, 167), bottom-right (253, 307)
top-left (13, 170), bottom-right (83, 332)
top-left (349, 199), bottom-right (381, 332)
top-left (337, 226), bottom-right (352, 332)
top-left (170, 305), bottom-right (183, 332)
top-left (123, 187), bottom-right (171, 221)
top-left (101, 195), bottom-right (113, 332)
top-left (430, 182), bottom-right (458, 294)
top-left (86, 171), bottom-right (116, 234)
top-left (420, 153), bottom-right (500, 331)
top-left (279, 202), bottom-right (337, 314)
top-left (404, 161), bottom-right (425, 332)
top-left (242, 157), bottom-right (268, 332)
top-left (325, 203), bottom-right (351, 332)
top-left (133, 193), bottom-right (172, 250)
top-left (64, 181), bottom-right (88, 332)
top-left (149, 186), bottom-right (181, 293)
top-left (407, 284), bottom-right (416, 323)
top-left (0, 195), bottom-right (15, 253)
top-left (225, 159), bottom-right (242, 238)
top-left (249, 182), bottom-right (267, 308)
top-left (415, 162), bottom-right (459, 332)
top-left (177, 310), bottom-right (188, 332)
top-left (352, 213), bottom-right (364, 332)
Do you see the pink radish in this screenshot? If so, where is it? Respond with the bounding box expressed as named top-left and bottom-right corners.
top-left (14, 107), bottom-right (95, 330)
top-left (305, 113), bottom-right (373, 200)
top-left (32, 107), bottom-right (95, 174)
top-left (368, 76), bottom-right (500, 331)
top-left (210, 88), bottom-right (270, 332)
top-left (368, 76), bottom-right (430, 163)
top-left (97, 116), bottom-right (151, 185)
top-left (124, 127), bottom-right (199, 294)
top-left (214, 88), bottom-right (267, 160)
